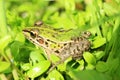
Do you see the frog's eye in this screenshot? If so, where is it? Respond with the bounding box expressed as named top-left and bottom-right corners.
top-left (30, 31), bottom-right (37, 38)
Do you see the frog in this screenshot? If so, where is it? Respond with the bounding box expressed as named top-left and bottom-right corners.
top-left (22, 21), bottom-right (91, 73)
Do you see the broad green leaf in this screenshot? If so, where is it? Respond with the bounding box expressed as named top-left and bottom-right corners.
top-left (10, 41), bottom-right (23, 57)
top-left (106, 58), bottom-right (119, 75)
top-left (85, 64), bottom-right (95, 70)
top-left (48, 70), bottom-right (64, 80)
top-left (96, 61), bottom-right (108, 72)
top-left (103, 3), bottom-right (118, 16)
top-left (15, 32), bottom-right (25, 43)
top-left (10, 41), bottom-right (30, 62)
top-left (92, 36), bottom-right (106, 49)
top-left (93, 51), bottom-right (105, 60)
top-left (0, 35), bottom-right (11, 51)
top-left (76, 60), bottom-right (85, 70)
top-left (83, 52), bottom-right (96, 65)
top-left (27, 60), bottom-right (51, 79)
top-left (21, 63), bottom-right (31, 71)
top-left (65, 0), bottom-right (75, 13)
top-left (0, 61), bottom-right (10, 72)
top-left (69, 70), bottom-right (112, 80)
top-left (30, 50), bottom-right (46, 65)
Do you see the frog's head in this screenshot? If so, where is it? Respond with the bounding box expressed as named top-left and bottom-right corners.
top-left (22, 27), bottom-right (59, 50)
top-left (22, 28), bottom-right (48, 49)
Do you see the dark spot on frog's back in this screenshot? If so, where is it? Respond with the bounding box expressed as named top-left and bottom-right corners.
top-left (54, 50), bottom-right (60, 53)
top-left (76, 46), bottom-right (80, 51)
top-left (47, 39), bottom-right (57, 44)
top-left (69, 42), bottom-right (72, 46)
top-left (52, 35), bottom-right (55, 37)
top-left (45, 42), bottom-right (49, 47)
top-left (73, 49), bottom-right (76, 53)
top-left (64, 43), bottom-right (67, 46)
top-left (51, 33), bottom-right (59, 37)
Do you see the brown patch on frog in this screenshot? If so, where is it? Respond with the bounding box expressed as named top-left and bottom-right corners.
top-left (36, 38), bottom-right (44, 44)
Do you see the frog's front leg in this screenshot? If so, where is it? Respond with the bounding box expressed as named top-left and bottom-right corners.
top-left (46, 56), bottom-right (70, 74)
top-left (46, 51), bottom-right (72, 74)
top-left (44, 49), bottom-right (63, 70)
top-left (44, 49), bottom-right (51, 61)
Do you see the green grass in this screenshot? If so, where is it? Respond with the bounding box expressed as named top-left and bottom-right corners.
top-left (0, 0), bottom-right (120, 80)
